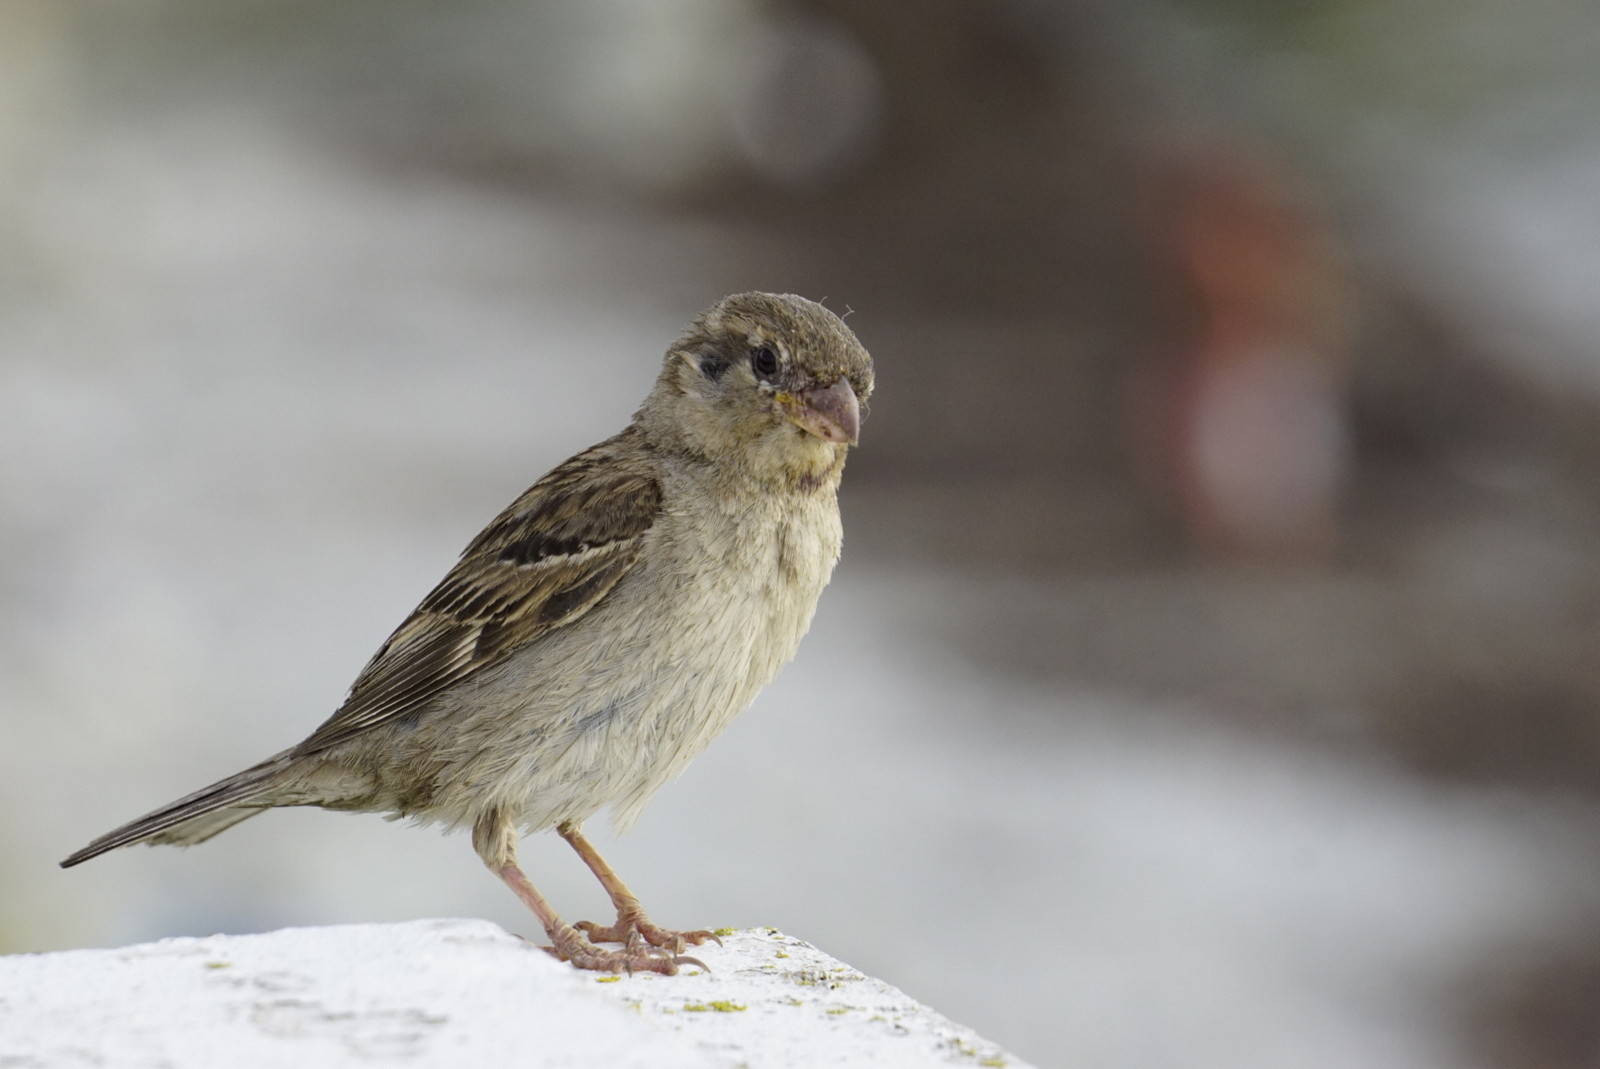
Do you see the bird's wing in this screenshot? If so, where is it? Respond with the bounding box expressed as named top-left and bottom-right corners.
top-left (295, 431), bottom-right (663, 754)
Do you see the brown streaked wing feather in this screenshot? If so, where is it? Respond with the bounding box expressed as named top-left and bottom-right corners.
top-left (294, 432), bottom-right (663, 754)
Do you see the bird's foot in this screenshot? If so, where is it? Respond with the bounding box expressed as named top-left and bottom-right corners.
top-left (575, 911), bottom-right (722, 956)
top-left (545, 923), bottom-right (705, 975)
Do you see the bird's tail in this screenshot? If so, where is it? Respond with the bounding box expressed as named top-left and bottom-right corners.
top-left (60, 754), bottom-right (296, 868)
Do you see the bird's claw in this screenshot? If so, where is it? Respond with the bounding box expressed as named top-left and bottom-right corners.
top-left (576, 915), bottom-right (719, 956)
top-left (545, 925), bottom-right (702, 976)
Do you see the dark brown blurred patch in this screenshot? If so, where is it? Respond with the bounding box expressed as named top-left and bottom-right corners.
top-left (1464, 943), bottom-right (1600, 1069)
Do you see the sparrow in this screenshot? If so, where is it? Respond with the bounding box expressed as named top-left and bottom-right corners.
top-left (62, 292), bottom-right (874, 975)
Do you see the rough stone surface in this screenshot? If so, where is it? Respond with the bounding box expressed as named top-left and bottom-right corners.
top-left (0, 919), bottom-right (1031, 1068)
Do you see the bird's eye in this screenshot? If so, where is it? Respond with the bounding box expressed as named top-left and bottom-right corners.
top-left (751, 346), bottom-right (779, 377)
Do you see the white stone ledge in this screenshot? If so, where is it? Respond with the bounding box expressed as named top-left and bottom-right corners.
top-left (0, 919), bottom-right (1032, 1068)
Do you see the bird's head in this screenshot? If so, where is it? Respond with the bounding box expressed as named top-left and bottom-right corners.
top-left (640, 293), bottom-right (874, 489)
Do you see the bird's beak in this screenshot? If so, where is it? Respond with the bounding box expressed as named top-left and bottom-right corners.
top-left (783, 378), bottom-right (860, 445)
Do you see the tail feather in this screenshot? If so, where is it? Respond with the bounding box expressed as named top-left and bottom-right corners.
top-left (60, 756), bottom-right (293, 868)
top-left (143, 804), bottom-right (267, 847)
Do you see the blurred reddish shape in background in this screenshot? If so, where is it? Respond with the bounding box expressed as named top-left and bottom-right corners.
top-left (1135, 143), bottom-right (1354, 563)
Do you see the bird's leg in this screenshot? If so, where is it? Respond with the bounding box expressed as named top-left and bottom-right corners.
top-left (472, 811), bottom-right (698, 975)
top-left (558, 820), bottom-right (720, 956)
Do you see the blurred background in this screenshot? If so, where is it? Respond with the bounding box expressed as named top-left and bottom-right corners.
top-left (5, 1), bottom-right (1600, 1065)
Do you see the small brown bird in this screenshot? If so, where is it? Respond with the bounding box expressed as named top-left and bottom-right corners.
top-left (62, 292), bottom-right (873, 975)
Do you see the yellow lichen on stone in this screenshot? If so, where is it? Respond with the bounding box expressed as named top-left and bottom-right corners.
top-left (682, 1000), bottom-right (748, 1013)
